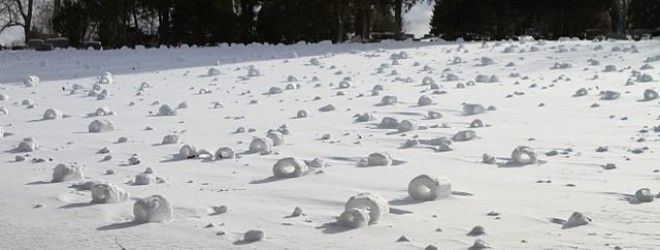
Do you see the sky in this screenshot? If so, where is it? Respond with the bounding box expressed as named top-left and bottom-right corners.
top-left (0, 3), bottom-right (435, 46)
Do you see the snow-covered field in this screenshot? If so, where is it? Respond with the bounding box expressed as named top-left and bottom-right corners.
top-left (1, 39), bottom-right (659, 249)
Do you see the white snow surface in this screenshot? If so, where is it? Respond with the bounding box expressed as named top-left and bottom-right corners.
top-left (0, 39), bottom-right (659, 249)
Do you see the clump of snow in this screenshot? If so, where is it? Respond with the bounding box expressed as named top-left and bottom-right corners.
top-left (408, 175), bottom-right (452, 201)
top-left (98, 72), bottom-right (113, 84)
top-left (266, 130), bottom-right (285, 146)
top-left (398, 120), bottom-right (418, 132)
top-left (267, 87), bottom-right (283, 95)
top-left (366, 152), bottom-right (393, 167)
top-left (562, 212), bottom-right (591, 229)
top-left (380, 95), bottom-right (398, 105)
top-left (463, 104), bottom-right (486, 115)
top-left (133, 195), bottom-right (173, 223)
top-left (178, 144), bottom-right (199, 159)
top-left (643, 89), bottom-right (658, 101)
top-left (16, 137), bottom-right (38, 152)
top-left (52, 163), bottom-right (83, 182)
top-left (207, 67), bottom-right (221, 76)
top-left (600, 90), bottom-right (620, 100)
top-left (338, 208), bottom-right (370, 229)
top-left (88, 119), bottom-right (114, 133)
top-left (249, 136), bottom-right (273, 154)
top-left (42, 108), bottom-right (63, 120)
top-left (215, 147), bottom-right (235, 160)
top-left (91, 183), bottom-right (130, 204)
top-left (93, 107), bottom-right (114, 117)
top-left (355, 113), bottom-right (376, 122)
top-left (158, 104), bottom-right (177, 116)
top-left (634, 188), bottom-right (654, 203)
top-left (344, 192), bottom-right (389, 225)
top-left (418, 95), bottom-right (432, 106)
top-left (243, 230), bottom-right (265, 242)
top-left (452, 130), bottom-right (477, 142)
top-left (573, 88), bottom-right (588, 97)
top-left (23, 75), bottom-right (39, 87)
top-left (318, 104), bottom-right (335, 112)
top-left (162, 134), bottom-right (179, 145)
top-left (273, 157), bottom-right (308, 178)
top-left (510, 146), bottom-right (538, 165)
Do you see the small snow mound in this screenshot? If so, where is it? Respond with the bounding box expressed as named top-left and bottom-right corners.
top-left (207, 67), bottom-right (221, 76)
top-left (345, 192), bottom-right (389, 224)
top-left (366, 152), bottom-right (393, 166)
top-left (91, 183), bottom-right (130, 203)
top-left (178, 144), bottom-right (198, 159)
top-left (408, 175), bottom-right (452, 201)
top-left (562, 212), bottom-right (591, 229)
top-left (635, 188), bottom-right (654, 203)
top-left (355, 113), bottom-right (376, 122)
top-left (418, 95), bottom-right (432, 106)
top-left (643, 89), bottom-right (658, 101)
top-left (23, 75), bottom-right (40, 87)
top-left (452, 130), bottom-right (477, 142)
top-left (88, 119), bottom-right (114, 133)
top-left (267, 87), bottom-right (283, 95)
top-left (94, 107), bottom-right (114, 116)
top-left (390, 51), bottom-right (409, 60)
top-left (16, 137), bottom-right (38, 152)
top-left (158, 104), bottom-right (177, 116)
top-left (398, 120), bottom-right (418, 132)
top-left (249, 136), bottom-right (273, 154)
top-left (52, 163), bottom-right (84, 182)
top-left (379, 117), bottom-right (399, 129)
top-left (380, 95), bottom-right (398, 105)
top-left (600, 90), bottom-right (620, 100)
top-left (510, 146), bottom-right (537, 165)
top-left (162, 134), bottom-right (179, 145)
top-left (134, 173), bottom-right (156, 185)
top-left (215, 147), bottom-right (235, 160)
top-left (42, 108), bottom-right (63, 120)
top-left (573, 88), bottom-right (588, 97)
top-left (98, 72), bottom-right (113, 84)
top-left (266, 130), bottom-right (285, 146)
top-left (133, 195), bottom-right (173, 223)
top-left (243, 230), bottom-right (264, 242)
top-left (273, 157), bottom-right (308, 178)
top-left (463, 104), bottom-right (486, 115)
top-left (338, 208), bottom-right (370, 228)
top-left (296, 110), bottom-right (307, 118)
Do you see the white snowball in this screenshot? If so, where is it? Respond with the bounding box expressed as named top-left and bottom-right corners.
top-left (88, 119), bottom-right (114, 133)
top-left (91, 183), bottom-right (129, 203)
top-left (42, 108), bottom-right (63, 120)
top-left (273, 157), bottom-right (308, 178)
top-left (338, 208), bottom-right (370, 228)
top-left (215, 147), bottom-right (235, 160)
top-left (158, 104), bottom-right (177, 116)
top-left (52, 163), bottom-right (84, 183)
top-left (162, 134), bottom-right (179, 145)
top-left (23, 75), bottom-right (40, 87)
top-left (249, 137), bottom-right (273, 154)
top-left (133, 195), bottom-right (173, 223)
top-left (408, 175), bottom-right (452, 201)
top-left (367, 152), bottom-right (393, 166)
top-left (345, 192), bottom-right (389, 224)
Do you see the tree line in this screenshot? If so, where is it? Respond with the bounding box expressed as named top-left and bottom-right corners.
top-left (1, 0), bottom-right (659, 49)
top-left (430, 0), bottom-right (660, 40)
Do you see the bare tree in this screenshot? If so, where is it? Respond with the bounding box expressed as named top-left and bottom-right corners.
top-left (0, 0), bottom-right (34, 44)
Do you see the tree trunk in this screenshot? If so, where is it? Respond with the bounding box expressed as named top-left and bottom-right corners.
top-left (394, 0), bottom-right (402, 37)
top-left (611, 0), bottom-right (627, 34)
top-left (336, 2), bottom-right (344, 43)
top-left (24, 0), bottom-right (33, 43)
